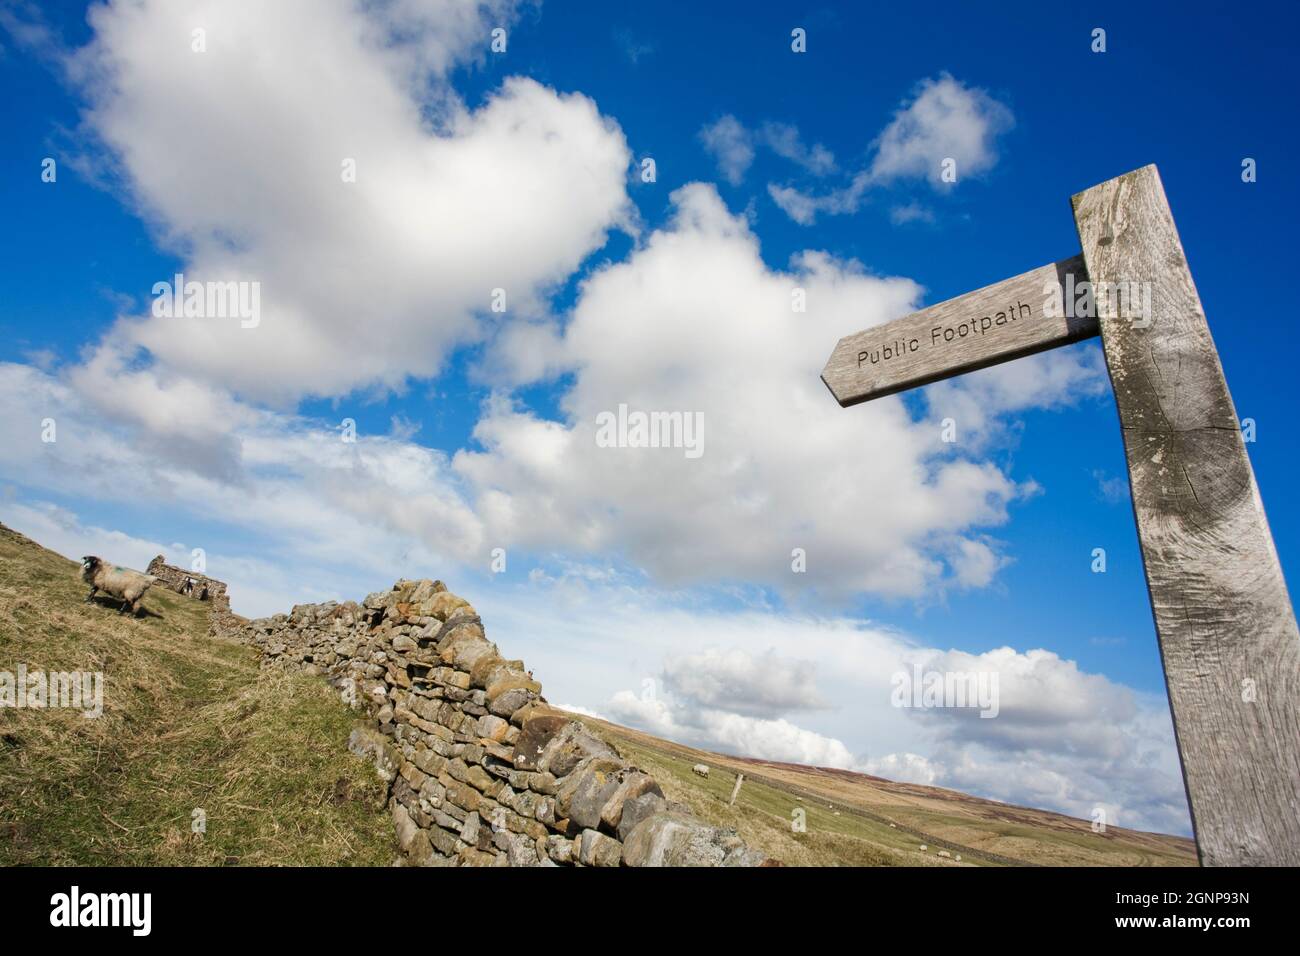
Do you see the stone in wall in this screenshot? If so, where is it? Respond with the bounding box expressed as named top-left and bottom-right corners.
top-left (223, 578), bottom-right (767, 868)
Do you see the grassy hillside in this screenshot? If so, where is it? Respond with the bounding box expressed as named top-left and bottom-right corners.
top-left (0, 524), bottom-right (394, 865)
top-left (568, 716), bottom-right (1197, 867)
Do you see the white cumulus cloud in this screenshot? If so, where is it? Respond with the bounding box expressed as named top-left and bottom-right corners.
top-left (65, 0), bottom-right (632, 405)
top-left (457, 184), bottom-right (1095, 601)
top-left (768, 73), bottom-right (1014, 225)
top-left (870, 72), bottom-right (1015, 186)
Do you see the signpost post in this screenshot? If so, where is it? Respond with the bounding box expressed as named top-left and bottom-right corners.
top-left (822, 165), bottom-right (1300, 865)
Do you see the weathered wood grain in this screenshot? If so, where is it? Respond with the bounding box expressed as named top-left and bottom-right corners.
top-left (1073, 165), bottom-right (1300, 865)
top-left (821, 256), bottom-right (1097, 406)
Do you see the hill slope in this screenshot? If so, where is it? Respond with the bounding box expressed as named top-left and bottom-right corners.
top-left (577, 716), bottom-right (1196, 866)
top-left (0, 523), bottom-right (1196, 867)
top-left (0, 524), bottom-right (394, 865)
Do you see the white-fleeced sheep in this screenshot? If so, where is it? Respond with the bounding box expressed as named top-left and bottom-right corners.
top-left (81, 556), bottom-right (155, 616)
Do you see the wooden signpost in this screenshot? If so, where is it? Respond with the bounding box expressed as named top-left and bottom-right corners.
top-left (823, 165), bottom-right (1300, 866)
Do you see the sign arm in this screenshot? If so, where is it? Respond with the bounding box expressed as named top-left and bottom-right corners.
top-left (822, 255), bottom-right (1097, 407)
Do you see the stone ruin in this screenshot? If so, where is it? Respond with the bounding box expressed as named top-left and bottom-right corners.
top-left (147, 555), bottom-right (241, 634)
top-left (221, 578), bottom-right (768, 867)
top-left (147, 555), bottom-right (229, 605)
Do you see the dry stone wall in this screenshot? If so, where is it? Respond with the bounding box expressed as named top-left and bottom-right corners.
top-left (224, 577), bottom-right (767, 867)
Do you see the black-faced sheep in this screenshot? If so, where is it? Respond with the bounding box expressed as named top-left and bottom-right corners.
top-left (181, 577), bottom-right (209, 601)
top-left (81, 556), bottom-right (155, 616)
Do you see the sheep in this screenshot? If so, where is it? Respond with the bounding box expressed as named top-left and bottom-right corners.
top-left (692, 764), bottom-right (710, 778)
top-left (181, 576), bottom-right (209, 601)
top-left (81, 556), bottom-right (155, 616)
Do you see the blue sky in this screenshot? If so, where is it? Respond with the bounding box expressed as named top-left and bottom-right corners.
top-left (2, 0), bottom-right (1296, 837)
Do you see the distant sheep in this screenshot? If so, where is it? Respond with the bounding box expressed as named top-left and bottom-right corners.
top-left (692, 764), bottom-right (710, 778)
top-left (181, 576), bottom-right (209, 601)
top-left (81, 556), bottom-right (154, 616)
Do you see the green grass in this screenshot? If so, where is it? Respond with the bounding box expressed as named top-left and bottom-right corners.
top-left (0, 524), bottom-right (394, 866)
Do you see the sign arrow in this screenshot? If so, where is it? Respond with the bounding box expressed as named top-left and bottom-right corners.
top-left (821, 254), bottom-right (1097, 406)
